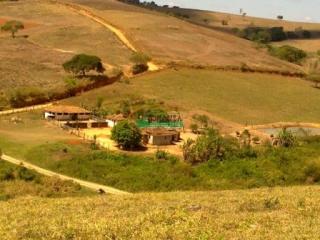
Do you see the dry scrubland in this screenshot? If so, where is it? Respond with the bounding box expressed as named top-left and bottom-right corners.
top-left (66, 69), bottom-right (320, 124)
top-left (0, 0), bottom-right (131, 91)
top-left (1, 186), bottom-right (320, 239)
top-left (67, 0), bottom-right (299, 72)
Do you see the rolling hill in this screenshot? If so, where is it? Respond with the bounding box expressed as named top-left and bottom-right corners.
top-left (65, 0), bottom-right (301, 71)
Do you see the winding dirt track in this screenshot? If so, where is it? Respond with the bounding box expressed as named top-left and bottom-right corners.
top-left (52, 0), bottom-right (159, 71)
top-left (1, 154), bottom-right (129, 195)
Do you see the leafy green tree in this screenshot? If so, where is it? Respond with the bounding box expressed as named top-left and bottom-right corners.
top-left (111, 120), bottom-right (142, 150)
top-left (63, 54), bottom-right (105, 76)
top-left (1, 20), bottom-right (24, 38)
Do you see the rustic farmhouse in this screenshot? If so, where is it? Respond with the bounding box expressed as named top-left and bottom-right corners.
top-left (44, 105), bottom-right (92, 121)
top-left (142, 128), bottom-right (180, 146)
top-left (105, 114), bottom-right (126, 127)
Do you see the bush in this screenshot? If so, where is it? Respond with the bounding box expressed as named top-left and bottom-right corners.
top-left (0, 168), bottom-right (15, 181)
top-left (17, 167), bottom-right (37, 181)
top-left (132, 63), bottom-right (149, 74)
top-left (269, 45), bottom-right (307, 64)
top-left (155, 150), bottom-right (169, 160)
top-left (111, 120), bottom-right (142, 150)
top-left (277, 128), bottom-right (296, 148)
top-left (182, 128), bottom-right (231, 164)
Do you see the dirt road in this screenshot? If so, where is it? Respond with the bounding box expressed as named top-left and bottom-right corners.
top-left (1, 154), bottom-right (129, 195)
top-left (54, 1), bottom-right (160, 71)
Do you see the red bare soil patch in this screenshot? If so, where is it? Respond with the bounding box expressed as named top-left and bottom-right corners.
top-left (0, 17), bottom-right (40, 29)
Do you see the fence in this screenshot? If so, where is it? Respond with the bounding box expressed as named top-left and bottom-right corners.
top-left (136, 120), bottom-right (184, 129)
top-left (0, 103), bottom-right (53, 116)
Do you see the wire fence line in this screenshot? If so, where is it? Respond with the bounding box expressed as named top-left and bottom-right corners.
top-left (0, 103), bottom-right (53, 116)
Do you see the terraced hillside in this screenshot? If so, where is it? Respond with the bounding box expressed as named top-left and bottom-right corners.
top-left (1, 186), bottom-right (320, 239)
top-left (66, 0), bottom-right (299, 71)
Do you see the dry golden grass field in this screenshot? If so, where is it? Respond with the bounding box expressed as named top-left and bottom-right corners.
top-left (0, 0), bottom-right (132, 91)
top-left (66, 0), bottom-right (299, 71)
top-left (1, 186), bottom-right (320, 239)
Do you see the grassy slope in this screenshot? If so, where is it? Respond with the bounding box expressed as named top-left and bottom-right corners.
top-left (67, 0), bottom-right (300, 72)
top-left (66, 69), bottom-right (320, 124)
top-left (0, 161), bottom-right (93, 199)
top-left (0, 0), bottom-right (132, 91)
top-left (0, 111), bottom-right (80, 158)
top-left (1, 186), bottom-right (320, 239)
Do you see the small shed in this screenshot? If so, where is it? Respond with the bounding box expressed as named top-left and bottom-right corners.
top-left (105, 114), bottom-right (125, 127)
top-left (142, 128), bottom-right (180, 146)
top-left (44, 105), bottom-right (91, 121)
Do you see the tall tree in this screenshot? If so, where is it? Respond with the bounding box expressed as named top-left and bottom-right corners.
top-left (63, 54), bottom-right (105, 76)
top-left (1, 20), bottom-right (24, 38)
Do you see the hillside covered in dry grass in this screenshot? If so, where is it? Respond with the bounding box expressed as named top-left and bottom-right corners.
top-left (1, 186), bottom-right (320, 239)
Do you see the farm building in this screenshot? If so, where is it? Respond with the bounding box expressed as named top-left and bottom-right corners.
top-left (142, 128), bottom-right (180, 146)
top-left (105, 114), bottom-right (126, 127)
top-left (44, 105), bottom-right (91, 121)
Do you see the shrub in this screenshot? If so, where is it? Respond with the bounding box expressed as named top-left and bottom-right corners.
top-left (111, 120), bottom-right (142, 150)
top-left (182, 128), bottom-right (229, 164)
top-left (132, 63), bottom-right (149, 74)
top-left (0, 168), bottom-right (15, 181)
top-left (155, 150), bottom-right (169, 160)
top-left (130, 52), bottom-right (151, 65)
top-left (17, 167), bottom-right (37, 181)
top-left (277, 128), bottom-right (296, 148)
top-left (269, 45), bottom-right (307, 64)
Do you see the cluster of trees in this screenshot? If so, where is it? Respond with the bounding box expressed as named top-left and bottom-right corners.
top-left (235, 26), bottom-right (312, 44)
top-left (268, 45), bottom-right (307, 64)
top-left (182, 127), bottom-right (297, 165)
top-left (236, 27), bottom-right (287, 43)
